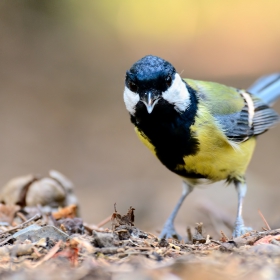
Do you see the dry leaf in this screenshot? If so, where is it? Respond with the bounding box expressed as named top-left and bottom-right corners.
top-left (52, 204), bottom-right (77, 220)
top-left (193, 222), bottom-right (206, 244)
top-left (254, 234), bottom-right (280, 245)
top-left (111, 204), bottom-right (135, 230)
top-left (254, 235), bottom-right (273, 245)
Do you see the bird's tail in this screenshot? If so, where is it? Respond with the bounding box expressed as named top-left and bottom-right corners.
top-left (248, 73), bottom-right (280, 106)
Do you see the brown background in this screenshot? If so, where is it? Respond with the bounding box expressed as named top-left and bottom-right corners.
top-left (0, 1), bottom-right (280, 238)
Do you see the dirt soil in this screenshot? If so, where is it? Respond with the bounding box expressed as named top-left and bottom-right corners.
top-left (0, 175), bottom-right (280, 280)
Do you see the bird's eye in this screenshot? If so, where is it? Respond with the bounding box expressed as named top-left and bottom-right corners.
top-left (127, 81), bottom-right (138, 92)
top-left (165, 75), bottom-right (172, 87)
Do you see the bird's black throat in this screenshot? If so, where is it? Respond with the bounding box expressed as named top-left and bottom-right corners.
top-left (130, 84), bottom-right (200, 175)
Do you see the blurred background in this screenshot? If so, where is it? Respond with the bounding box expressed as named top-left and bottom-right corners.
top-left (0, 0), bottom-right (280, 238)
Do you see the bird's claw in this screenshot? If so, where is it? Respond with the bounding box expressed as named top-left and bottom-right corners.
top-left (159, 222), bottom-right (181, 240)
top-left (232, 217), bottom-right (252, 237)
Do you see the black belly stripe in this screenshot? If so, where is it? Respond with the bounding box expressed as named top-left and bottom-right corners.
top-left (131, 84), bottom-right (200, 174)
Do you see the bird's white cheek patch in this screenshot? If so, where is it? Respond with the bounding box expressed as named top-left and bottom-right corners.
top-left (123, 86), bottom-right (140, 115)
top-left (162, 73), bottom-right (190, 113)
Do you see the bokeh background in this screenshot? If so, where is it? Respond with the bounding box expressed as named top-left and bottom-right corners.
top-left (0, 0), bottom-right (280, 238)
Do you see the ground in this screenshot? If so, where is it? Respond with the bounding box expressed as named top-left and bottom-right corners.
top-left (0, 178), bottom-right (280, 280)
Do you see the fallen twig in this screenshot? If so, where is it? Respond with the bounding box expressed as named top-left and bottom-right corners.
top-left (220, 230), bottom-right (229, 242)
top-left (16, 212), bottom-right (27, 222)
top-left (33, 240), bottom-right (62, 268)
top-left (258, 209), bottom-right (271, 230)
top-left (257, 228), bottom-right (280, 236)
top-left (97, 215), bottom-right (112, 228)
top-left (0, 213), bottom-right (42, 237)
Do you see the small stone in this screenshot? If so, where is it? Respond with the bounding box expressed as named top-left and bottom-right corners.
top-left (14, 225), bottom-right (69, 242)
top-left (13, 224), bottom-right (41, 239)
top-left (92, 230), bottom-right (114, 248)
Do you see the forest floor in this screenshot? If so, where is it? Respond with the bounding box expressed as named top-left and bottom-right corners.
top-left (0, 172), bottom-right (279, 280)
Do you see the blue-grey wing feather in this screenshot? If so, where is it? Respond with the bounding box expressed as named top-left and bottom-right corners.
top-left (216, 73), bottom-right (280, 142)
top-left (215, 95), bottom-right (279, 142)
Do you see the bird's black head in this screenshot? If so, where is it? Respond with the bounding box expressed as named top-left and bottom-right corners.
top-left (126, 55), bottom-right (176, 93)
top-left (124, 55), bottom-right (190, 115)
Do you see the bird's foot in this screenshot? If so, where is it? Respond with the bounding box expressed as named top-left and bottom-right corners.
top-left (159, 221), bottom-right (181, 240)
top-left (232, 217), bottom-right (252, 238)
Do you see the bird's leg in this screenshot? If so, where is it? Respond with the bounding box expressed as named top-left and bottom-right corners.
top-left (233, 179), bottom-right (252, 237)
top-left (159, 181), bottom-right (193, 240)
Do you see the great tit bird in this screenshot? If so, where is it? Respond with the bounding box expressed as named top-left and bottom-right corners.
top-left (123, 55), bottom-right (280, 239)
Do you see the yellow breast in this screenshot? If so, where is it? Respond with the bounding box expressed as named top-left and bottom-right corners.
top-left (134, 103), bottom-right (256, 185)
top-left (176, 104), bottom-right (256, 183)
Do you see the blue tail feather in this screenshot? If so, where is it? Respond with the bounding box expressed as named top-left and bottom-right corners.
top-left (248, 73), bottom-right (280, 105)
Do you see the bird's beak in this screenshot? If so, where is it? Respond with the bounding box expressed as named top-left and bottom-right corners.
top-left (141, 92), bottom-right (160, 114)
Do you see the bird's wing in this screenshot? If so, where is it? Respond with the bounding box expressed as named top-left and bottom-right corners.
top-left (250, 95), bottom-right (279, 135)
top-left (185, 79), bottom-right (279, 142)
